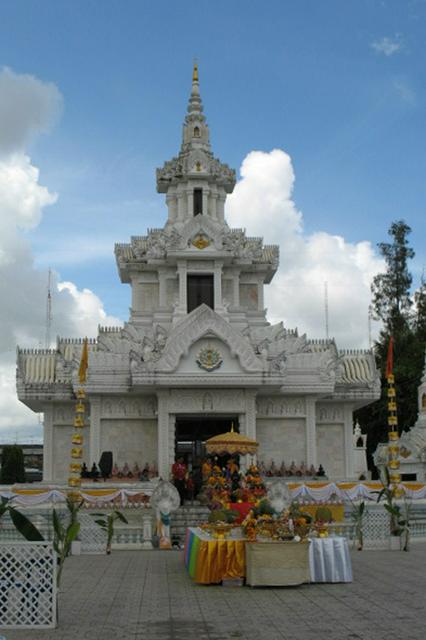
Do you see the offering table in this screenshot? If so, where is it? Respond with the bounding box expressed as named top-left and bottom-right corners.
top-left (184, 528), bottom-right (352, 585)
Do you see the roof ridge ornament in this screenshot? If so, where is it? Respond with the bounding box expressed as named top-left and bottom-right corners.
top-left (192, 59), bottom-right (199, 83)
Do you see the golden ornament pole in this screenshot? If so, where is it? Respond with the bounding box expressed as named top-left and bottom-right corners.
top-left (67, 338), bottom-right (89, 501)
top-left (386, 337), bottom-right (403, 496)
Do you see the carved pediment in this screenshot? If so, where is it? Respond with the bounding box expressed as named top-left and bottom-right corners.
top-left (148, 304), bottom-right (264, 374)
top-left (180, 215), bottom-right (224, 250)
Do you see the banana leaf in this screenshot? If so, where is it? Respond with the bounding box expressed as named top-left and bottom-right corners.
top-left (8, 506), bottom-right (44, 541)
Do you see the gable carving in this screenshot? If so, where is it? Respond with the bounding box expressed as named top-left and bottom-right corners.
top-left (153, 305), bottom-right (264, 374)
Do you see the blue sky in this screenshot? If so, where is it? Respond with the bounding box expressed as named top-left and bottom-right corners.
top-left (0, 1), bottom-right (426, 437)
top-left (1, 0), bottom-right (425, 317)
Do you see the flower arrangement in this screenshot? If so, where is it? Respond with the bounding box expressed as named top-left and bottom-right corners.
top-left (241, 499), bottom-right (315, 542)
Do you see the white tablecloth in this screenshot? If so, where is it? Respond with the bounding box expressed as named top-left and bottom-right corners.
top-left (309, 537), bottom-right (352, 583)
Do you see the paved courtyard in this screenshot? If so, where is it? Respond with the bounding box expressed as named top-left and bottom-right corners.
top-left (3, 543), bottom-right (426, 640)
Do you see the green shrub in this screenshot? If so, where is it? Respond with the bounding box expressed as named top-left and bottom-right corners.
top-left (0, 445), bottom-right (26, 484)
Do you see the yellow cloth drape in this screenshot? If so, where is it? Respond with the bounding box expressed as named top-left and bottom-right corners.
top-left (195, 538), bottom-right (246, 584)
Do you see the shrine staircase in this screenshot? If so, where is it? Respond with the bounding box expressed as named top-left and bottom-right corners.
top-left (171, 502), bottom-right (210, 544)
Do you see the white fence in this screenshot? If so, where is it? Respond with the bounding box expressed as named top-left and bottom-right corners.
top-left (0, 542), bottom-right (56, 629)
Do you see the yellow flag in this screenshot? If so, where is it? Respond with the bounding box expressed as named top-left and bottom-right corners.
top-left (78, 338), bottom-right (89, 384)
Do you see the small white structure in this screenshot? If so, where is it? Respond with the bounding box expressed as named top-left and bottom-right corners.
top-left (397, 352), bottom-right (426, 481)
top-left (16, 65), bottom-right (380, 483)
top-left (353, 421), bottom-right (369, 479)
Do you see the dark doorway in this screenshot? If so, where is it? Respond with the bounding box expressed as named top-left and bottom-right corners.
top-left (187, 274), bottom-right (214, 312)
top-left (175, 415), bottom-right (238, 467)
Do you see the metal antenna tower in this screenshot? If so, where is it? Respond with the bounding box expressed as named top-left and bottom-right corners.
top-left (368, 304), bottom-right (373, 350)
top-left (324, 281), bottom-right (329, 340)
top-left (45, 268), bottom-right (52, 348)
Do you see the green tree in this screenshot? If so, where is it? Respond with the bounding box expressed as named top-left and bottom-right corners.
top-left (371, 220), bottom-right (415, 334)
top-left (356, 220), bottom-right (425, 476)
top-left (0, 445), bottom-right (26, 483)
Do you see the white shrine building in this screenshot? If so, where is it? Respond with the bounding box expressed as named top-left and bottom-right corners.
top-left (16, 66), bottom-right (380, 483)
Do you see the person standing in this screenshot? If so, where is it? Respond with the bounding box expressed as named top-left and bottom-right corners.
top-left (171, 457), bottom-right (187, 504)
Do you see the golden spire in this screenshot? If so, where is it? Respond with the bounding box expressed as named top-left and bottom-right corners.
top-left (192, 59), bottom-right (199, 83)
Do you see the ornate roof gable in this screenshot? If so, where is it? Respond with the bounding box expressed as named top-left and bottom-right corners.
top-left (143, 304), bottom-right (264, 374)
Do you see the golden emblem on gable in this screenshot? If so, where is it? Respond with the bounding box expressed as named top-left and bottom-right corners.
top-left (196, 346), bottom-right (223, 372)
top-left (191, 234), bottom-right (211, 250)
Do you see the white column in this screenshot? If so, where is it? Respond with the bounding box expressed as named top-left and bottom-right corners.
top-left (244, 391), bottom-right (257, 468)
top-left (257, 279), bottom-right (265, 312)
top-left (89, 396), bottom-right (101, 465)
top-left (233, 270), bottom-right (240, 307)
top-left (157, 391), bottom-right (170, 480)
top-left (166, 194), bottom-right (176, 222)
top-left (158, 268), bottom-right (167, 308)
top-left (177, 185), bottom-right (185, 221)
top-left (177, 262), bottom-right (187, 311)
top-left (43, 405), bottom-right (54, 482)
top-left (210, 190), bottom-right (218, 220)
top-left (344, 404), bottom-right (355, 479)
top-left (202, 187), bottom-right (208, 216)
top-left (238, 413), bottom-right (247, 471)
top-left (168, 413), bottom-right (176, 471)
top-left (214, 261), bottom-right (223, 311)
top-left (187, 189), bottom-right (194, 218)
top-left (217, 193), bottom-right (226, 223)
top-left (305, 397), bottom-right (317, 468)
top-left (245, 390), bottom-right (257, 440)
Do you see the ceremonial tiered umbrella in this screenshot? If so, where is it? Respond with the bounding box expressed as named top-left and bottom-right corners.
top-left (205, 425), bottom-right (258, 456)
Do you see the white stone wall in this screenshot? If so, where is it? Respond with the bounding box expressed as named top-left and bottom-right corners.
top-left (140, 283), bottom-right (159, 311)
top-left (166, 278), bottom-right (178, 307)
top-left (239, 283), bottom-right (258, 310)
top-left (256, 418), bottom-right (306, 466)
top-left (316, 424), bottom-right (345, 477)
top-left (100, 419), bottom-right (157, 468)
top-left (222, 278), bottom-right (233, 305)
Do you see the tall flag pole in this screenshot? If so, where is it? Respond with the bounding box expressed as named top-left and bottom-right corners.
top-left (386, 336), bottom-right (402, 495)
top-left (68, 338), bottom-right (89, 500)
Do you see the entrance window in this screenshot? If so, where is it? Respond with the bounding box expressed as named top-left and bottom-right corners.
top-left (193, 188), bottom-right (203, 216)
top-left (187, 274), bottom-right (214, 312)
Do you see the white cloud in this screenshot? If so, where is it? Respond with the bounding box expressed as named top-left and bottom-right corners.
top-left (0, 153), bottom-right (57, 240)
top-left (371, 36), bottom-right (402, 57)
top-left (226, 149), bottom-right (383, 348)
top-left (0, 67), bottom-right (62, 157)
top-left (57, 282), bottom-right (122, 336)
top-left (0, 69), bottom-right (121, 441)
top-left (393, 79), bottom-right (416, 105)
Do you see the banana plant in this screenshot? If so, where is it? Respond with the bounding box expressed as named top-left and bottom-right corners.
top-left (375, 467), bottom-right (412, 549)
top-left (91, 510), bottom-right (128, 554)
top-left (52, 497), bottom-right (84, 587)
top-left (349, 500), bottom-right (365, 551)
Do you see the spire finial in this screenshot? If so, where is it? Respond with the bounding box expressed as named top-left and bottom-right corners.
top-left (192, 59), bottom-right (199, 83)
